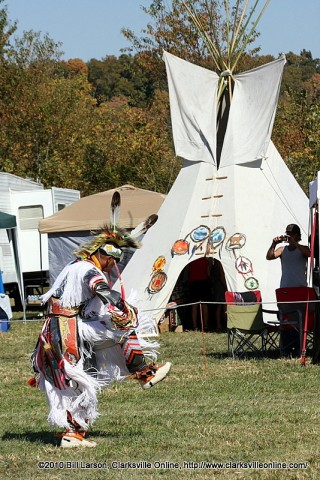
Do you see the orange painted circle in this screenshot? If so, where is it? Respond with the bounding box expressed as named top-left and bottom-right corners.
top-left (171, 239), bottom-right (189, 255)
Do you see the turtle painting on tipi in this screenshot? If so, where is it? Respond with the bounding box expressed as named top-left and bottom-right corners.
top-left (117, 0), bottom-right (309, 329)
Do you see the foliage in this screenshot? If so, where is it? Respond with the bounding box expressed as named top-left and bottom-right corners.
top-left (281, 49), bottom-right (320, 93)
top-left (122, 0), bottom-right (266, 92)
top-left (80, 90), bottom-right (180, 195)
top-left (122, 1), bottom-right (320, 193)
top-left (11, 30), bottom-right (63, 67)
top-left (0, 27), bottom-right (95, 189)
top-left (1, 321), bottom-right (320, 479)
top-left (0, 45), bottom-right (97, 190)
top-left (87, 54), bottom-right (155, 107)
top-left (0, 1), bottom-right (319, 196)
top-left (0, 4), bottom-right (179, 195)
top-left (272, 50), bottom-right (320, 193)
top-left (273, 84), bottom-right (320, 193)
top-left (124, 0), bottom-right (236, 62)
top-left (0, 0), bottom-right (17, 61)
top-left (53, 58), bottom-right (89, 78)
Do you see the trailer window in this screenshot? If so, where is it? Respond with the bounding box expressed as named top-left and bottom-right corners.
top-left (18, 205), bottom-right (44, 230)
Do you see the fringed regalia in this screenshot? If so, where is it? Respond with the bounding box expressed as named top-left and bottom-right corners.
top-left (31, 258), bottom-right (159, 431)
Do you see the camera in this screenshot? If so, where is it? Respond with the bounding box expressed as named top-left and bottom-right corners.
top-left (279, 235), bottom-right (288, 242)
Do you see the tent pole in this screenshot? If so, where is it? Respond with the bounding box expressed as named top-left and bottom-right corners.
top-left (7, 228), bottom-right (26, 322)
top-left (199, 302), bottom-right (207, 371)
top-left (301, 208), bottom-right (317, 365)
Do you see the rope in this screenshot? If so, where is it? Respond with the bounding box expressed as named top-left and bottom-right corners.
top-left (5, 298), bottom-right (320, 323)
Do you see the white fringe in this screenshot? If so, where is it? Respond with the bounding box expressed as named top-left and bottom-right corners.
top-left (80, 317), bottom-right (129, 383)
top-left (40, 359), bottom-right (101, 430)
top-left (39, 271), bottom-right (161, 431)
top-left (127, 289), bottom-right (160, 362)
top-left (41, 261), bottom-right (105, 316)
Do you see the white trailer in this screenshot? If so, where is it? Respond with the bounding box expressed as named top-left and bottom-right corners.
top-left (0, 172), bottom-right (80, 308)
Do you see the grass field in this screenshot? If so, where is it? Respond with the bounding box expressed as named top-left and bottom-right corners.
top-left (0, 317), bottom-right (319, 479)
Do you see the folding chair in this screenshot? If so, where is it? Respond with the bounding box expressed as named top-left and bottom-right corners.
top-left (263, 321), bottom-right (281, 354)
top-left (226, 291), bottom-right (267, 359)
top-left (275, 287), bottom-right (316, 358)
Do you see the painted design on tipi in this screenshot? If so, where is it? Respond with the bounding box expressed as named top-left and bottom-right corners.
top-left (171, 239), bottom-right (189, 256)
top-left (190, 225), bottom-right (210, 242)
top-left (244, 277), bottom-right (259, 290)
top-left (152, 256), bottom-right (166, 271)
top-left (147, 256), bottom-right (168, 294)
top-left (207, 226), bottom-right (226, 253)
top-left (171, 225), bottom-right (226, 258)
top-left (235, 255), bottom-right (252, 274)
top-left (225, 233), bottom-right (246, 251)
top-left (226, 233), bottom-right (259, 290)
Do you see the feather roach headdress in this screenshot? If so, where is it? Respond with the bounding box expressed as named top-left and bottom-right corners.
top-left (73, 224), bottom-right (140, 260)
top-left (73, 190), bottom-right (158, 260)
top-left (73, 190), bottom-right (142, 259)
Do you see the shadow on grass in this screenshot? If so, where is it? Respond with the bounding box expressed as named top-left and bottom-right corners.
top-left (206, 351), bottom-right (230, 359)
top-left (206, 350), bottom-right (281, 360)
top-left (2, 429), bottom-right (122, 446)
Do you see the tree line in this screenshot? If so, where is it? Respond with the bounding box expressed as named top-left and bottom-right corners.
top-left (0, 0), bottom-right (319, 196)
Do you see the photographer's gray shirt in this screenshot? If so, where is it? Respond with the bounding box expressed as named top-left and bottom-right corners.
top-left (280, 246), bottom-right (308, 288)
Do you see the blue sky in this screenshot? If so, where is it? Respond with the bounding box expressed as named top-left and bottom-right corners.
top-left (5, 0), bottom-right (320, 61)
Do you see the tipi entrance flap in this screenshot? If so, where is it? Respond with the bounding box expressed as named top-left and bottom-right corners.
top-left (163, 50), bottom-right (219, 165)
top-left (219, 55), bottom-right (286, 168)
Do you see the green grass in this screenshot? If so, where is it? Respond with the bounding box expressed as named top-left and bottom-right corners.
top-left (0, 319), bottom-right (319, 479)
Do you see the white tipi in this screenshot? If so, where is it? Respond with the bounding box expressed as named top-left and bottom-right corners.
top-left (118, 51), bottom-right (308, 329)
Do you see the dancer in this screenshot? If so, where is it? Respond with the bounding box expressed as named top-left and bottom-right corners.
top-left (30, 221), bottom-right (171, 448)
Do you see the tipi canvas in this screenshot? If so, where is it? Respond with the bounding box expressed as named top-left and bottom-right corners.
top-left (118, 52), bottom-right (308, 329)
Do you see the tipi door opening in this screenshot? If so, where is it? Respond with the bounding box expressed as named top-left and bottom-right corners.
top-left (167, 257), bottom-right (228, 332)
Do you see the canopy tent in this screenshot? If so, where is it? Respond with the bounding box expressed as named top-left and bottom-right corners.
top-left (38, 185), bottom-right (166, 283)
top-left (117, 52), bottom-right (309, 330)
top-left (39, 184), bottom-right (166, 233)
top-left (0, 211), bottom-right (16, 229)
top-left (0, 211), bottom-right (25, 318)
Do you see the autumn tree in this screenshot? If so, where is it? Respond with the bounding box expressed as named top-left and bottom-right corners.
top-left (122, 0), bottom-right (320, 192)
top-left (271, 50), bottom-right (320, 193)
top-left (87, 54), bottom-right (155, 107)
top-left (0, 8), bottom-right (178, 195)
top-left (280, 49), bottom-right (320, 94)
top-left (0, 0), bottom-right (16, 60)
top-left (122, 0), bottom-right (263, 90)
top-left (273, 78), bottom-right (320, 193)
top-left (0, 28), bottom-right (101, 190)
top-left (80, 90), bottom-right (181, 195)
top-left (1, 0), bottom-right (319, 197)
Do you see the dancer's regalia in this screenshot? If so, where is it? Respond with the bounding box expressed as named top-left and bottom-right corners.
top-left (30, 221), bottom-right (171, 448)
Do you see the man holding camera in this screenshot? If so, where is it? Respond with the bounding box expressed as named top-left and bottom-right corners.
top-left (266, 223), bottom-right (310, 287)
top-left (266, 224), bottom-right (311, 357)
